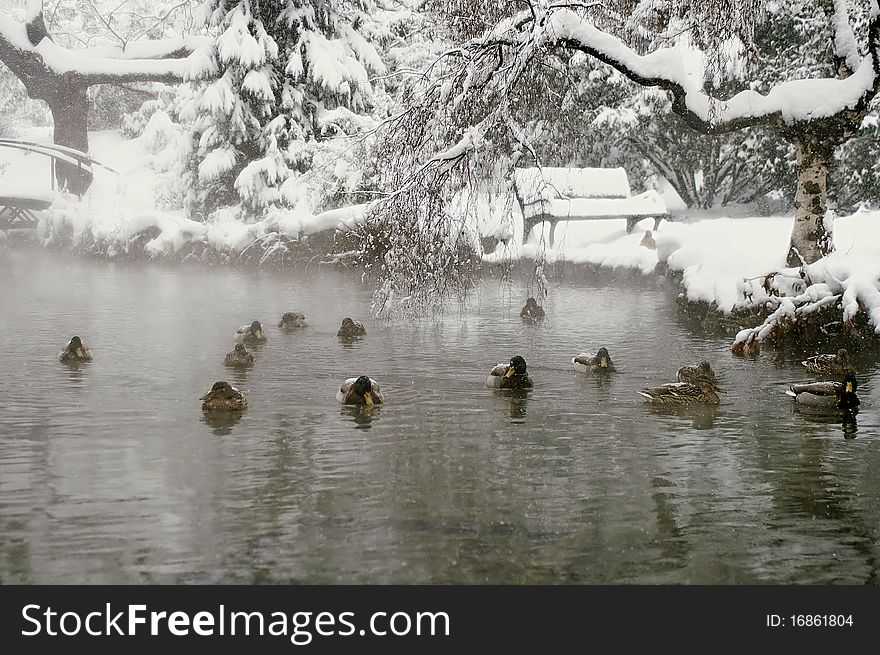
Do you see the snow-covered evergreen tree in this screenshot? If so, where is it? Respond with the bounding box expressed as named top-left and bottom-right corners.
top-left (181, 0), bottom-right (387, 220)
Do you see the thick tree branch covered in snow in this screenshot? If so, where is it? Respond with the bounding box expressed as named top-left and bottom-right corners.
top-left (0, 1), bottom-right (208, 192)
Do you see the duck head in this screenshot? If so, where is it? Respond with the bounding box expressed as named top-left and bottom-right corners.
top-left (840, 370), bottom-right (859, 408)
top-left (837, 348), bottom-right (850, 365)
top-left (201, 381), bottom-right (234, 401)
top-left (69, 336), bottom-right (85, 358)
top-left (250, 320), bottom-right (264, 339)
top-left (353, 375), bottom-right (374, 406)
top-left (506, 355), bottom-right (528, 378)
top-left (596, 347), bottom-right (612, 369)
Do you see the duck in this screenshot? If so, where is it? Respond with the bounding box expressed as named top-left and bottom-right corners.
top-left (801, 348), bottom-right (851, 376)
top-left (337, 375), bottom-right (383, 406)
top-left (572, 347), bottom-right (616, 373)
top-left (637, 377), bottom-right (721, 405)
top-left (59, 335), bottom-right (92, 363)
top-left (278, 311), bottom-right (307, 329)
top-left (520, 297), bottom-right (545, 321)
top-left (786, 370), bottom-right (859, 409)
top-left (337, 317), bottom-right (367, 339)
top-left (640, 230), bottom-right (656, 250)
top-left (676, 360), bottom-right (718, 385)
top-left (235, 320), bottom-right (267, 345)
top-left (487, 355), bottom-right (534, 390)
top-left (223, 343), bottom-right (254, 368)
top-left (200, 381), bottom-right (248, 412)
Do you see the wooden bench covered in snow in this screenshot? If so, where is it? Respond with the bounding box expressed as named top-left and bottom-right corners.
top-left (513, 167), bottom-right (668, 247)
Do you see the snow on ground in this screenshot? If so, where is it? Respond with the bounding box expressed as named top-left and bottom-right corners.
top-left (0, 128), bottom-right (365, 258)
top-left (3, 129), bottom-right (879, 332)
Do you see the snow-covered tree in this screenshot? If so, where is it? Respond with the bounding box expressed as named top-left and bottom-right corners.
top-left (181, 0), bottom-right (387, 219)
top-left (390, 0), bottom-right (880, 268)
top-left (0, 0), bottom-right (208, 192)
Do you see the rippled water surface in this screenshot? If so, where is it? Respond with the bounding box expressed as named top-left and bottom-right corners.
top-left (1, 246), bottom-right (879, 584)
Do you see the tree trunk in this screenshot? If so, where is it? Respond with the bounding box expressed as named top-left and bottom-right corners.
top-left (45, 81), bottom-right (93, 195)
top-left (787, 136), bottom-right (833, 267)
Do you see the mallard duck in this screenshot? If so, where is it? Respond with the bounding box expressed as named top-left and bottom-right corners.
top-left (487, 355), bottom-right (534, 390)
top-left (786, 370), bottom-right (859, 409)
top-left (278, 311), bottom-right (307, 329)
top-left (59, 335), bottom-right (92, 363)
top-left (677, 361), bottom-right (718, 385)
top-left (236, 320), bottom-right (267, 345)
top-left (223, 343), bottom-right (254, 368)
top-left (337, 317), bottom-right (367, 339)
top-left (801, 348), bottom-right (851, 376)
top-left (637, 377), bottom-right (721, 405)
top-left (640, 230), bottom-right (656, 250)
top-left (572, 347), bottom-right (616, 373)
top-left (520, 297), bottom-right (545, 321)
top-left (337, 375), bottom-right (383, 406)
top-left (200, 381), bottom-right (248, 412)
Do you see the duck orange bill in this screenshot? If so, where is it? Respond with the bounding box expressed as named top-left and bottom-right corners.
top-left (846, 382), bottom-right (853, 392)
top-left (364, 394), bottom-right (374, 406)
top-left (600, 358), bottom-right (607, 367)
top-left (505, 367), bottom-right (515, 378)
top-left (75, 348), bottom-right (84, 358)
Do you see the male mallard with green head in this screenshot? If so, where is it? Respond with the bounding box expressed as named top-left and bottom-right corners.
top-left (638, 376), bottom-right (721, 405)
top-left (278, 312), bottom-right (307, 329)
top-left (520, 297), bottom-right (545, 321)
top-left (337, 375), bottom-right (384, 406)
top-left (786, 370), bottom-right (860, 409)
top-left (801, 348), bottom-right (851, 376)
top-left (236, 320), bottom-right (267, 345)
top-left (572, 347), bottom-right (616, 373)
top-left (487, 355), bottom-right (534, 390)
top-left (677, 361), bottom-right (718, 385)
top-left (200, 381), bottom-right (248, 412)
top-left (224, 343), bottom-right (255, 368)
top-left (59, 336), bottom-right (92, 363)
top-left (337, 317), bottom-right (367, 339)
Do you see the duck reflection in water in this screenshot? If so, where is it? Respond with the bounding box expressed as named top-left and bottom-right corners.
top-left (507, 391), bottom-right (529, 424)
top-left (340, 404), bottom-right (380, 430)
top-left (791, 404), bottom-right (859, 439)
top-left (647, 403), bottom-right (717, 430)
top-left (201, 411), bottom-right (244, 436)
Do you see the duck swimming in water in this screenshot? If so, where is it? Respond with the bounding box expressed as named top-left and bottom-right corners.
top-left (572, 347), bottom-right (616, 373)
top-left (278, 312), bottom-right (307, 329)
top-left (236, 320), bottom-right (267, 345)
top-left (786, 370), bottom-right (859, 409)
top-left (520, 297), bottom-right (545, 322)
top-left (337, 376), bottom-right (383, 406)
top-left (59, 336), bottom-right (92, 363)
top-left (676, 361), bottom-right (718, 385)
top-left (224, 343), bottom-right (254, 368)
top-left (337, 317), bottom-right (367, 339)
top-left (637, 376), bottom-right (721, 405)
top-left (487, 355), bottom-right (534, 390)
top-left (801, 348), bottom-right (851, 377)
top-left (200, 381), bottom-right (248, 412)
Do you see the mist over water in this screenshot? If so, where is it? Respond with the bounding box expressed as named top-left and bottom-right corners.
top-left (1, 247), bottom-right (879, 584)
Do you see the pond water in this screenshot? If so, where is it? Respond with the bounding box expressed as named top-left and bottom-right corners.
top-left (1, 246), bottom-right (879, 584)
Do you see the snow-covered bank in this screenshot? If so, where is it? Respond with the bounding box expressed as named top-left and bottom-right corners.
top-left (0, 128), bottom-right (368, 264)
top-left (483, 205), bottom-right (880, 339)
top-left (3, 129), bottom-right (880, 340)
